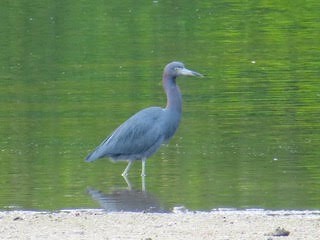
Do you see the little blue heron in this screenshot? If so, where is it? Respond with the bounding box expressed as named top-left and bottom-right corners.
top-left (85, 61), bottom-right (203, 176)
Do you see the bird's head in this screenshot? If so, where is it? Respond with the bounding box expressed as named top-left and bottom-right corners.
top-left (164, 61), bottom-right (203, 78)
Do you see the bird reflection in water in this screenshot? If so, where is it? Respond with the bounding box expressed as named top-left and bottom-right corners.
top-left (87, 175), bottom-right (168, 213)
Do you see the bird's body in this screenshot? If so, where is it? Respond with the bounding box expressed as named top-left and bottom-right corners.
top-left (86, 106), bottom-right (180, 162)
top-left (85, 62), bottom-right (202, 176)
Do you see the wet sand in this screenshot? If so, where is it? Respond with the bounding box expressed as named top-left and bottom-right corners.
top-left (0, 209), bottom-right (319, 240)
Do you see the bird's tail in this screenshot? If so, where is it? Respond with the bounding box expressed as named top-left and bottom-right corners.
top-left (85, 151), bottom-right (98, 162)
top-left (85, 136), bottom-right (110, 162)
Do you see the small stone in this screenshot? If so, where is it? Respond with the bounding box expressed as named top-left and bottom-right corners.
top-left (13, 216), bottom-right (23, 221)
top-left (266, 227), bottom-right (290, 237)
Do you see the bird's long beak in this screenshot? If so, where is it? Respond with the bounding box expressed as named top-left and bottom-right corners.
top-left (179, 68), bottom-right (203, 77)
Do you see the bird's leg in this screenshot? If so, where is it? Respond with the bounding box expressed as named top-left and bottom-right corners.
top-left (122, 161), bottom-right (133, 176)
top-left (141, 158), bottom-right (146, 177)
top-left (142, 174), bottom-right (146, 192)
top-left (122, 175), bottom-right (132, 190)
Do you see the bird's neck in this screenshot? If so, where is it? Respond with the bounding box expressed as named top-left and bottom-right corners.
top-left (163, 75), bottom-right (182, 113)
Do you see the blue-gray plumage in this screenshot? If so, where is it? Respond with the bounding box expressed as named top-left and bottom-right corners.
top-left (85, 61), bottom-right (203, 176)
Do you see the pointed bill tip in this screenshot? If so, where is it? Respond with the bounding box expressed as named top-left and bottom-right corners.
top-left (191, 71), bottom-right (204, 77)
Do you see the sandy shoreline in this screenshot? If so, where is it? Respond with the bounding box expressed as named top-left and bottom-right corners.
top-left (0, 209), bottom-right (319, 240)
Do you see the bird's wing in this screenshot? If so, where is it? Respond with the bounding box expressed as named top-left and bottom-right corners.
top-left (86, 107), bottom-right (164, 161)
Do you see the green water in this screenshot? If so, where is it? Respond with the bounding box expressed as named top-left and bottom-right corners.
top-left (0, 0), bottom-right (319, 211)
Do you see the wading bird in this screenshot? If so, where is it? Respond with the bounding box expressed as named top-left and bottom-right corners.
top-left (85, 61), bottom-right (203, 176)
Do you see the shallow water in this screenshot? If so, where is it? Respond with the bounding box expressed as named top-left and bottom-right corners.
top-left (0, 0), bottom-right (319, 211)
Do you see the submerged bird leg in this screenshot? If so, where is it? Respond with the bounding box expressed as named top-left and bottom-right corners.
top-left (142, 174), bottom-right (146, 192)
top-left (141, 158), bottom-right (146, 177)
top-left (122, 175), bottom-right (132, 190)
top-left (122, 161), bottom-right (133, 176)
